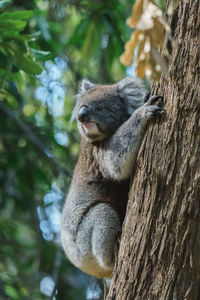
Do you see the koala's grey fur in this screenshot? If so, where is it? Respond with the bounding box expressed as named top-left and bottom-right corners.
top-left (61, 78), bottom-right (163, 278)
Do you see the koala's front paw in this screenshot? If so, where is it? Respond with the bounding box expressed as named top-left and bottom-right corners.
top-left (143, 105), bottom-right (165, 120)
top-left (137, 95), bottom-right (165, 122)
top-left (144, 95), bottom-right (163, 106)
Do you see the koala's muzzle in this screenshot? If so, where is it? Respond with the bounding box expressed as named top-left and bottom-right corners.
top-left (78, 106), bottom-right (90, 122)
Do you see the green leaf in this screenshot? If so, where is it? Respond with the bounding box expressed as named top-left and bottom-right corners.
top-left (104, 36), bottom-right (114, 71)
top-left (0, 10), bottom-right (33, 21)
top-left (0, 20), bottom-right (27, 32)
top-left (4, 42), bottom-right (42, 75)
top-left (13, 52), bottom-right (42, 75)
top-left (3, 33), bottom-right (37, 42)
top-left (0, 44), bottom-right (7, 55)
top-left (82, 21), bottom-right (102, 62)
top-left (20, 287), bottom-right (29, 297)
top-left (11, 39), bottom-right (27, 52)
top-left (5, 285), bottom-right (19, 299)
top-left (30, 48), bottom-right (51, 60)
top-left (67, 18), bottom-right (90, 45)
top-left (0, 89), bottom-right (9, 100)
top-left (14, 71), bottom-right (24, 91)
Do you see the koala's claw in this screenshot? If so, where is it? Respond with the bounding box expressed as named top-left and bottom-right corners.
top-left (153, 107), bottom-right (165, 114)
top-left (145, 95), bottom-right (163, 106)
top-left (142, 95), bottom-right (165, 119)
top-left (143, 93), bottom-right (151, 103)
top-left (141, 105), bottom-right (165, 120)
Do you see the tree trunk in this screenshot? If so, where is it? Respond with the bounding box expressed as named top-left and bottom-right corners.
top-left (107, 0), bottom-right (200, 299)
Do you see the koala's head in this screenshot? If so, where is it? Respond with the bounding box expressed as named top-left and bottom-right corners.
top-left (72, 78), bottom-right (146, 142)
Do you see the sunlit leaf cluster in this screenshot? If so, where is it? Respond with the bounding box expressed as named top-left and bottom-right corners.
top-left (120, 0), bottom-right (167, 80)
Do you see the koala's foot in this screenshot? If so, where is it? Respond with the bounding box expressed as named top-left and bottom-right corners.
top-left (91, 204), bottom-right (120, 272)
top-left (66, 203), bottom-right (121, 278)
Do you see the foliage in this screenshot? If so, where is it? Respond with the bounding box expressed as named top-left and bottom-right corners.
top-left (0, 8), bottom-right (43, 93)
top-left (0, 0), bottom-right (167, 299)
top-left (120, 0), bottom-right (168, 80)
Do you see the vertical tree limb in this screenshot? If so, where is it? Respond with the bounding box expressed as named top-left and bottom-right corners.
top-left (107, 0), bottom-right (200, 299)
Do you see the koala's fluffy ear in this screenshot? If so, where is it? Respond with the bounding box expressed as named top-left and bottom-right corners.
top-left (80, 79), bottom-right (96, 93)
top-left (71, 79), bottom-right (96, 122)
top-left (117, 77), bottom-right (146, 115)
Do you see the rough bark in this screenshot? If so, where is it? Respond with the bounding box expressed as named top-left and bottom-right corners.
top-left (107, 0), bottom-right (200, 299)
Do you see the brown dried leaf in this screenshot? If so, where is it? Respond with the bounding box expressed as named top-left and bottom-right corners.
top-left (120, 31), bottom-right (141, 66)
top-left (136, 1), bottom-right (163, 31)
top-left (120, 52), bottom-right (133, 66)
top-left (130, 30), bottom-right (141, 44)
top-left (149, 18), bottom-right (164, 47)
top-left (126, 0), bottom-right (144, 29)
top-left (136, 38), bottom-right (145, 64)
top-left (120, 0), bottom-right (168, 80)
top-left (136, 61), bottom-right (146, 78)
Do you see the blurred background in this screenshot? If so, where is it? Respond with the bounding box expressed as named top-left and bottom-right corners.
top-left (0, 0), bottom-right (166, 299)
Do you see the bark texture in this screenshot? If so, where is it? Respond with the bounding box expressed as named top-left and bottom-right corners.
top-left (107, 0), bottom-right (200, 299)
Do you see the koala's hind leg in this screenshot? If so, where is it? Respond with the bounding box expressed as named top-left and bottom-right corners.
top-left (91, 203), bottom-right (121, 271)
top-left (77, 203), bottom-right (121, 277)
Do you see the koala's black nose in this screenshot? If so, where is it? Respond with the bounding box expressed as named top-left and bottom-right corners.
top-left (78, 106), bottom-right (90, 122)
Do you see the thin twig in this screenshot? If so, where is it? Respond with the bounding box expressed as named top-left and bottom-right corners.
top-left (104, 279), bottom-right (107, 300)
top-left (50, 248), bottom-right (63, 300)
top-left (0, 102), bottom-right (71, 178)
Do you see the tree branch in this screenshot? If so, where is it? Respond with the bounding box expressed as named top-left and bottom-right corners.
top-left (0, 102), bottom-right (71, 178)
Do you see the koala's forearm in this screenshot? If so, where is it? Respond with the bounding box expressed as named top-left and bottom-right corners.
top-left (99, 112), bottom-right (146, 180)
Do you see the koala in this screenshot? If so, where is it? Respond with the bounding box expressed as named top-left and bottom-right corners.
top-left (61, 78), bottom-right (163, 278)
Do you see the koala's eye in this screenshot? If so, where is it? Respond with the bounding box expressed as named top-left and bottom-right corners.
top-left (96, 105), bottom-right (103, 112)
